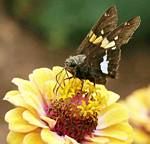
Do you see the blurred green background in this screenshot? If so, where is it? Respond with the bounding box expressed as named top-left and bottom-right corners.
top-left (5, 0), bottom-right (150, 48)
top-left (0, 0), bottom-right (150, 143)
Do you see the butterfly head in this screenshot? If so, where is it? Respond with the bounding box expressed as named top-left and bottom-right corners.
top-left (65, 55), bottom-right (86, 74)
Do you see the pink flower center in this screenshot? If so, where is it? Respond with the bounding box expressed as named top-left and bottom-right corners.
top-left (45, 91), bottom-right (98, 142)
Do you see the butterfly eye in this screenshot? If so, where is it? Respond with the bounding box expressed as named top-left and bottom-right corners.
top-left (65, 59), bottom-right (76, 68)
top-left (70, 62), bottom-right (76, 67)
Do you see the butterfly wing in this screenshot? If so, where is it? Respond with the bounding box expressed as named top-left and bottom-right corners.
top-left (77, 6), bottom-right (118, 55)
top-left (85, 16), bottom-right (141, 83)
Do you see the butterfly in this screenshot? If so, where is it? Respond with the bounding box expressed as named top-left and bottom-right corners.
top-left (64, 6), bottom-right (141, 85)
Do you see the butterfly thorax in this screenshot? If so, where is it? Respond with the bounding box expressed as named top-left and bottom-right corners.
top-left (65, 54), bottom-right (106, 84)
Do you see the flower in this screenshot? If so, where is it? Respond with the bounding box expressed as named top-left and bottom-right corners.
top-left (123, 86), bottom-right (150, 144)
top-left (4, 66), bottom-right (133, 144)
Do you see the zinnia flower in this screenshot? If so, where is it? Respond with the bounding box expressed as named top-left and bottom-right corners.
top-left (124, 86), bottom-right (150, 144)
top-left (4, 66), bottom-right (132, 144)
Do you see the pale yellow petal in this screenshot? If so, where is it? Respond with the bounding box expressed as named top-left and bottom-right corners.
top-left (29, 68), bottom-right (55, 100)
top-left (105, 138), bottom-right (127, 144)
top-left (8, 123), bottom-right (37, 133)
top-left (84, 136), bottom-right (130, 144)
top-left (40, 115), bottom-right (56, 129)
top-left (23, 110), bottom-right (48, 128)
top-left (107, 91), bottom-right (120, 106)
top-left (133, 127), bottom-right (150, 144)
top-left (3, 90), bottom-right (35, 112)
top-left (5, 107), bottom-right (25, 123)
top-left (125, 95), bottom-right (149, 124)
top-left (42, 80), bottom-right (56, 100)
top-left (94, 122), bottom-right (133, 141)
top-left (12, 78), bottom-right (45, 114)
top-left (52, 66), bottom-right (72, 81)
top-left (21, 92), bottom-right (45, 115)
top-left (3, 90), bottom-right (25, 106)
top-left (7, 131), bottom-right (25, 144)
top-left (23, 132), bottom-right (45, 144)
top-left (5, 108), bottom-right (37, 132)
top-left (84, 136), bottom-right (110, 144)
top-left (52, 66), bottom-right (64, 76)
top-left (12, 78), bottom-right (40, 96)
top-left (29, 68), bottom-right (53, 85)
top-left (97, 103), bottom-right (129, 129)
top-left (41, 128), bottom-right (65, 144)
top-left (64, 135), bottom-right (79, 144)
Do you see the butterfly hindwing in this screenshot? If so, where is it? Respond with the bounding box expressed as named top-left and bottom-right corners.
top-left (107, 48), bottom-right (121, 78)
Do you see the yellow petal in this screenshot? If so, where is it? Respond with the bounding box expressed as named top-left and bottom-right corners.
top-left (5, 108), bottom-right (37, 132)
top-left (7, 131), bottom-right (25, 144)
top-left (52, 66), bottom-right (72, 82)
top-left (133, 127), bottom-right (150, 144)
top-left (84, 136), bottom-right (110, 144)
top-left (3, 90), bottom-right (25, 106)
top-left (5, 107), bottom-right (25, 123)
top-left (23, 110), bottom-right (48, 128)
top-left (41, 128), bottom-right (65, 144)
top-left (29, 68), bottom-right (55, 101)
top-left (3, 90), bottom-right (35, 112)
top-left (23, 132), bottom-right (45, 144)
top-left (94, 122), bottom-right (133, 141)
top-left (12, 78), bottom-right (40, 96)
top-left (43, 80), bottom-right (56, 100)
top-left (29, 68), bottom-right (53, 86)
top-left (64, 135), bottom-right (79, 144)
top-left (107, 91), bottom-right (120, 106)
top-left (105, 138), bottom-right (127, 144)
top-left (52, 66), bottom-right (64, 76)
top-left (40, 116), bottom-right (56, 129)
top-left (21, 91), bottom-right (45, 115)
top-left (8, 123), bottom-right (37, 133)
top-left (97, 103), bottom-right (129, 129)
top-left (12, 78), bottom-right (45, 115)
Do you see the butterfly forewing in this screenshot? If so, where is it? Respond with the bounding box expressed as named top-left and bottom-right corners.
top-left (106, 16), bottom-right (141, 48)
top-left (77, 6), bottom-right (118, 55)
top-left (92, 5), bottom-right (118, 36)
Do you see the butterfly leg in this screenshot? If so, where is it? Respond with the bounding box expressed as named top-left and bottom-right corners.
top-left (79, 80), bottom-right (84, 92)
top-left (53, 68), bottom-right (65, 94)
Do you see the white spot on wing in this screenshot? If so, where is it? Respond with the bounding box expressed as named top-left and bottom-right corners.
top-left (93, 36), bottom-right (103, 44)
top-left (89, 33), bottom-right (97, 42)
top-left (101, 38), bottom-right (109, 48)
top-left (124, 22), bottom-right (130, 26)
top-left (101, 30), bottom-right (104, 35)
top-left (88, 30), bottom-right (93, 38)
top-left (104, 41), bottom-right (115, 49)
top-left (112, 47), bottom-right (116, 50)
top-left (100, 52), bottom-right (109, 74)
top-left (114, 36), bottom-right (118, 40)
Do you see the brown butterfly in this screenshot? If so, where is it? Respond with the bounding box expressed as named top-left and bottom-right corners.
top-left (64, 6), bottom-right (141, 85)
